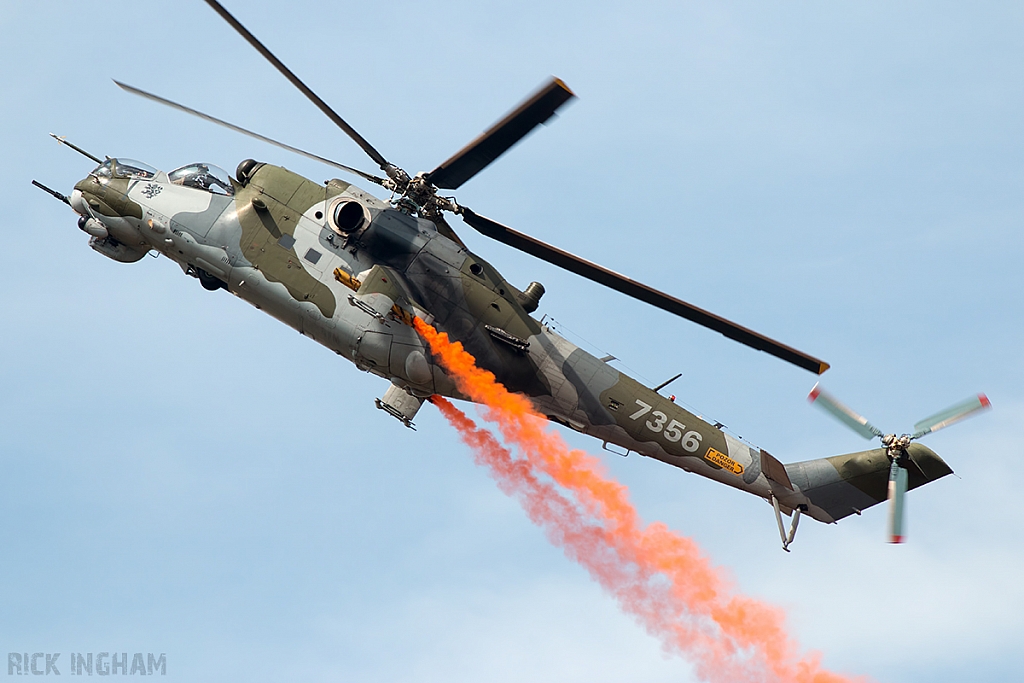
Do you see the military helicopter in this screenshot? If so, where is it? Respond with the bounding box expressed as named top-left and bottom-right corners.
top-left (34, 0), bottom-right (989, 550)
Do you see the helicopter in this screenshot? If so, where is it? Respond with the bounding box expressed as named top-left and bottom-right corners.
top-left (32, 0), bottom-right (990, 551)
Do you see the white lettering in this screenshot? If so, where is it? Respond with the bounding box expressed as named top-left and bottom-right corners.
top-left (682, 431), bottom-right (702, 452)
top-left (629, 399), bottom-right (652, 420)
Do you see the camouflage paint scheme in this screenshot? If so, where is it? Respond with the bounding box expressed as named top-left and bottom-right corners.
top-left (69, 159), bottom-right (952, 526)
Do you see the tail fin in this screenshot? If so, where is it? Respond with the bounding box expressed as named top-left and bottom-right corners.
top-left (780, 443), bottom-right (953, 523)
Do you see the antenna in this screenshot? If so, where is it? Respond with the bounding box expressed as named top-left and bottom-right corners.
top-left (49, 134), bottom-right (103, 164)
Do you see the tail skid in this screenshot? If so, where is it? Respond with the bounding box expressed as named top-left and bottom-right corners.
top-left (771, 493), bottom-right (803, 552)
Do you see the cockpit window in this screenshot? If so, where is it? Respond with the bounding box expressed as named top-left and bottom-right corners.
top-left (92, 160), bottom-right (114, 179)
top-left (168, 163), bottom-right (235, 196)
top-left (116, 159), bottom-right (157, 179)
top-left (91, 158), bottom-right (158, 180)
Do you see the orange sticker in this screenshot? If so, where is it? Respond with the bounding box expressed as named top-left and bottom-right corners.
top-left (703, 447), bottom-right (744, 475)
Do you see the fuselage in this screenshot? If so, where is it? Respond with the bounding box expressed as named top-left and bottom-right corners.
top-left (67, 158), bottom-right (953, 527)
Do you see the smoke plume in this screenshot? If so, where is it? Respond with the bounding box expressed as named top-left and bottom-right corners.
top-left (415, 318), bottom-right (865, 683)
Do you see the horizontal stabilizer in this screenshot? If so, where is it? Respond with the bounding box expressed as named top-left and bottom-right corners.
top-left (783, 443), bottom-right (952, 523)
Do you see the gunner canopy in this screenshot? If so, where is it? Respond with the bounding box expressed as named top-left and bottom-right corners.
top-left (92, 158), bottom-right (158, 180)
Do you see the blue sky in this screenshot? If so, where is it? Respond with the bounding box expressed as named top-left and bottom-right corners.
top-left (1, 1), bottom-right (1021, 681)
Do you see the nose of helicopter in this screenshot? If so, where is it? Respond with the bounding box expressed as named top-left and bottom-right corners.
top-left (71, 169), bottom-right (145, 224)
top-left (68, 188), bottom-right (109, 238)
top-left (70, 157), bottom-right (156, 224)
top-left (69, 187), bottom-right (90, 215)
top-left (70, 176), bottom-right (114, 217)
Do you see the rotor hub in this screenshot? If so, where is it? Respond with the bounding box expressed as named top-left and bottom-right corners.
top-left (883, 434), bottom-right (913, 462)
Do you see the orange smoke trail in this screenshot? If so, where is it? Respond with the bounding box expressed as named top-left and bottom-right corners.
top-left (416, 318), bottom-right (866, 683)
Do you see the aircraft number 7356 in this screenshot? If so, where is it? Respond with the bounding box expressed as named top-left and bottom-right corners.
top-left (629, 400), bottom-right (703, 452)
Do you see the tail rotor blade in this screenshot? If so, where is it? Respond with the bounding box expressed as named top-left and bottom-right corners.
top-left (887, 459), bottom-right (909, 543)
top-left (912, 394), bottom-right (991, 438)
top-left (807, 383), bottom-right (884, 439)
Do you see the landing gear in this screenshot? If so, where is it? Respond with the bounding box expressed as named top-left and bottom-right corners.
top-left (186, 265), bottom-right (227, 291)
top-left (197, 268), bottom-right (227, 291)
top-left (771, 494), bottom-right (805, 552)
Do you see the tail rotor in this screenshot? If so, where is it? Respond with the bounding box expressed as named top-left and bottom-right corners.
top-left (808, 383), bottom-right (990, 543)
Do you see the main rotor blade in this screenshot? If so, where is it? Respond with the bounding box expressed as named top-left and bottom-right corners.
top-left (461, 208), bottom-right (830, 374)
top-left (114, 81), bottom-right (386, 186)
top-left (426, 78), bottom-right (576, 190)
top-left (912, 393), bottom-right (991, 439)
top-left (887, 459), bottom-right (908, 543)
top-left (202, 0), bottom-right (392, 173)
top-left (807, 384), bottom-right (884, 439)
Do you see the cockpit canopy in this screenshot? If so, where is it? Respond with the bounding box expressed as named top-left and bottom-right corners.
top-left (168, 163), bottom-right (235, 196)
top-left (92, 158), bottom-right (158, 180)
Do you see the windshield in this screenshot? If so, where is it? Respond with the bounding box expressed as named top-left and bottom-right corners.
top-left (168, 163), bottom-right (234, 196)
top-left (92, 160), bottom-right (113, 179)
top-left (90, 158), bottom-right (158, 180)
